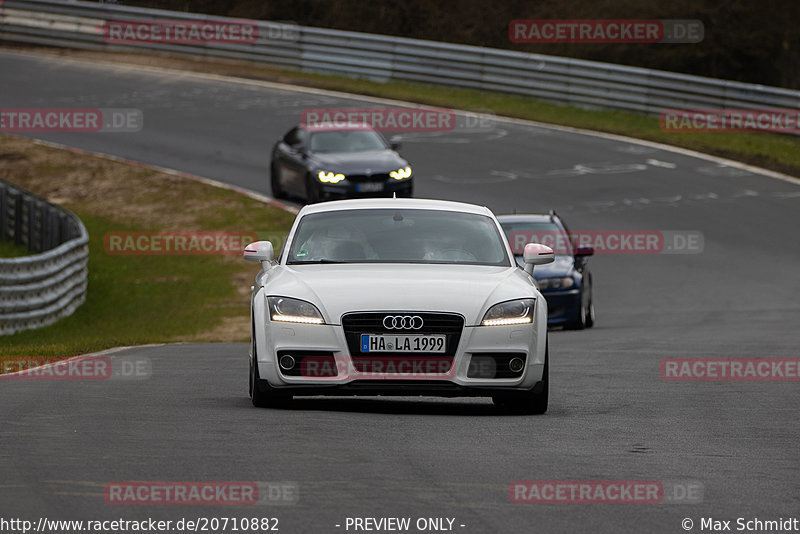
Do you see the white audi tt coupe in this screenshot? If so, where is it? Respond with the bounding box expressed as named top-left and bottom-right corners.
top-left (244, 198), bottom-right (555, 413)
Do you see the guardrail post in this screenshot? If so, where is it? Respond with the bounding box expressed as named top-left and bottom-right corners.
top-left (39, 203), bottom-right (48, 252)
top-left (27, 197), bottom-right (36, 252)
top-left (13, 193), bottom-right (23, 248)
top-left (0, 186), bottom-right (7, 241)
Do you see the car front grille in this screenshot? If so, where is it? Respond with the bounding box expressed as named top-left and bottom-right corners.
top-left (341, 312), bottom-right (464, 362)
top-left (346, 173), bottom-right (390, 183)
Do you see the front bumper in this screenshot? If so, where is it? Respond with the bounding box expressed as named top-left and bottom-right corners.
top-left (255, 317), bottom-right (546, 394)
top-left (318, 178), bottom-right (413, 199)
top-left (541, 288), bottom-right (581, 326)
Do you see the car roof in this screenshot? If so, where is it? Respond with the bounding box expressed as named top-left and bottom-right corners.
top-left (298, 198), bottom-right (495, 217)
top-left (496, 213), bottom-right (558, 223)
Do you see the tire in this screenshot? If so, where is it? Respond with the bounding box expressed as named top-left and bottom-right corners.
top-left (270, 162), bottom-right (284, 199)
top-left (585, 298), bottom-right (595, 328)
top-left (493, 340), bottom-right (549, 415)
top-left (250, 344), bottom-right (292, 408)
top-left (565, 284), bottom-right (587, 330)
top-left (249, 357), bottom-right (254, 395)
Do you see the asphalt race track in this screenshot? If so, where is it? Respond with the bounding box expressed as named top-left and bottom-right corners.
top-left (2, 50), bottom-right (799, 534)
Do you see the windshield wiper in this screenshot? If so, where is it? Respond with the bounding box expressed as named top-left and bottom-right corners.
top-left (291, 258), bottom-right (349, 264)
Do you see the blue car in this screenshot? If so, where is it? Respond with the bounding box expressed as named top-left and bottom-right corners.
top-left (497, 212), bottom-right (595, 329)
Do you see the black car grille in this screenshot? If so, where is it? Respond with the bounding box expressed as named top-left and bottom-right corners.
top-left (346, 173), bottom-right (390, 183)
top-left (341, 312), bottom-right (464, 358)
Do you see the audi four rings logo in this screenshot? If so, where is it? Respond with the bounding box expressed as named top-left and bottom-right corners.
top-left (383, 315), bottom-right (424, 329)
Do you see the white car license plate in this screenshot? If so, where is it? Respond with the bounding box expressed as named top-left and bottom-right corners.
top-left (360, 334), bottom-right (446, 353)
top-left (356, 182), bottom-right (384, 192)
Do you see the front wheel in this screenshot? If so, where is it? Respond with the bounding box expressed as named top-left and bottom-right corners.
top-left (493, 341), bottom-right (548, 415)
top-left (270, 162), bottom-right (284, 199)
top-left (565, 284), bottom-right (588, 330)
top-left (585, 298), bottom-right (595, 328)
top-left (250, 346), bottom-right (292, 408)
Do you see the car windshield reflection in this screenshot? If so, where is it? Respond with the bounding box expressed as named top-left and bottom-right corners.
top-left (501, 222), bottom-right (573, 257)
top-left (287, 209), bottom-right (510, 266)
top-left (309, 131), bottom-right (387, 153)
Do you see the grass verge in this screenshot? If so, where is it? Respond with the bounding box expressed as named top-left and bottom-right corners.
top-left (0, 135), bottom-right (295, 359)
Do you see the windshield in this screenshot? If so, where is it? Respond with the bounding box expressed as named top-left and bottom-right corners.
top-left (308, 130), bottom-right (387, 153)
top-left (287, 209), bottom-right (510, 266)
top-left (501, 221), bottom-right (573, 256)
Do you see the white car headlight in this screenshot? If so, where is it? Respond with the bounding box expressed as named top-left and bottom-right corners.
top-left (318, 170), bottom-right (345, 183)
top-left (481, 298), bottom-right (535, 326)
top-left (537, 276), bottom-right (575, 290)
top-left (268, 296), bottom-right (324, 325)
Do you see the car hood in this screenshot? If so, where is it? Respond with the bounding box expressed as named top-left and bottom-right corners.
top-left (514, 254), bottom-right (575, 278)
top-left (534, 255), bottom-right (575, 278)
top-left (309, 150), bottom-right (407, 174)
top-left (263, 264), bottom-right (537, 325)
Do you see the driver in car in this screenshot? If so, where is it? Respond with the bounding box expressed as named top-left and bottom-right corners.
top-left (295, 226), bottom-right (374, 261)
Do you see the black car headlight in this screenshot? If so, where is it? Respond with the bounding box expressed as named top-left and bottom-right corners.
top-left (537, 277), bottom-right (575, 290)
top-left (317, 170), bottom-right (345, 183)
top-left (389, 166), bottom-right (412, 180)
top-left (268, 296), bottom-right (324, 325)
top-left (481, 298), bottom-right (535, 326)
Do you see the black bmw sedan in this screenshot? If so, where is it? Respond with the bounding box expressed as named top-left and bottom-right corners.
top-left (270, 124), bottom-right (414, 203)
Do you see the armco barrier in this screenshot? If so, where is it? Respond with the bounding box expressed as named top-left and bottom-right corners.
top-left (1, 0), bottom-right (799, 114)
top-left (0, 178), bottom-right (88, 335)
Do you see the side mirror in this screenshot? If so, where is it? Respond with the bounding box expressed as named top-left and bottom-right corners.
top-left (575, 245), bottom-right (594, 257)
top-left (390, 141), bottom-right (402, 151)
top-left (523, 243), bottom-right (554, 275)
top-left (243, 241), bottom-right (274, 264)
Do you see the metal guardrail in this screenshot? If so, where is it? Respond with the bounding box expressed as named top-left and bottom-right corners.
top-left (1, 0), bottom-right (800, 114)
top-left (0, 179), bottom-right (89, 336)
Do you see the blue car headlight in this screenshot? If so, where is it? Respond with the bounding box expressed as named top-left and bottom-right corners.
top-left (537, 277), bottom-right (575, 290)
